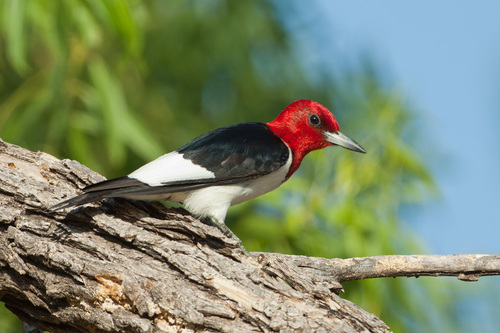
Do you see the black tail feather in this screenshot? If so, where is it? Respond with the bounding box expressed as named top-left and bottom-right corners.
top-left (49, 176), bottom-right (145, 211)
top-left (49, 191), bottom-right (109, 211)
top-left (83, 176), bottom-right (146, 192)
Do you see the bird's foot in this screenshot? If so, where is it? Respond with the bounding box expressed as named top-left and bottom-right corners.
top-left (204, 217), bottom-right (249, 255)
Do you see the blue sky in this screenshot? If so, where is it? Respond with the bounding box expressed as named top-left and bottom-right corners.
top-left (291, 0), bottom-right (500, 255)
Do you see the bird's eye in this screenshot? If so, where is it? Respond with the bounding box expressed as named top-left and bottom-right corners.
top-left (309, 114), bottom-right (321, 127)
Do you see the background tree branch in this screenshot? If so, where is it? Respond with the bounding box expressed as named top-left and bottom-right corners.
top-left (257, 253), bottom-right (500, 291)
top-left (1, 138), bottom-right (499, 332)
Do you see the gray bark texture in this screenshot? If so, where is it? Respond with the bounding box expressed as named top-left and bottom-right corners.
top-left (0, 138), bottom-right (389, 332)
top-left (1, 138), bottom-right (499, 332)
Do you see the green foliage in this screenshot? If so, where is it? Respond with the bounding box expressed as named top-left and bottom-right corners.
top-left (0, 303), bottom-right (21, 333)
top-left (0, 0), bottom-right (465, 332)
top-left (0, 0), bottom-right (162, 175)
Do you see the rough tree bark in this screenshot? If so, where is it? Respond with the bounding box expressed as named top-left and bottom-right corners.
top-left (0, 138), bottom-right (499, 333)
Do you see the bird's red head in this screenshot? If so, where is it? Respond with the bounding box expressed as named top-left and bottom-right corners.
top-left (267, 100), bottom-right (365, 178)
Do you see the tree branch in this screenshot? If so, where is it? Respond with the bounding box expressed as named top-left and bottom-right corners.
top-left (255, 253), bottom-right (500, 291)
top-left (1, 138), bottom-right (499, 332)
top-left (0, 138), bottom-right (388, 332)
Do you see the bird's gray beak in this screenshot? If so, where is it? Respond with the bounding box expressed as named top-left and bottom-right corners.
top-left (324, 131), bottom-right (366, 153)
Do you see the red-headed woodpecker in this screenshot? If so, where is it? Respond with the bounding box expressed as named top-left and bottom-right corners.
top-left (51, 100), bottom-right (365, 241)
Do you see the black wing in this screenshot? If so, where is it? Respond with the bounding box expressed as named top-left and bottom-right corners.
top-left (177, 122), bottom-right (290, 179)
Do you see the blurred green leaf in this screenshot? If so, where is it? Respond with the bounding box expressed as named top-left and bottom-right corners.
top-left (2, 0), bottom-right (29, 73)
top-left (0, 303), bottom-right (21, 333)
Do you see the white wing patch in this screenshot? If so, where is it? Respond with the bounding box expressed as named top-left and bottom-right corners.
top-left (128, 151), bottom-right (215, 186)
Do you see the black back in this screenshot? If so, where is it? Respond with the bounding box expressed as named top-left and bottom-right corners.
top-left (177, 122), bottom-right (290, 181)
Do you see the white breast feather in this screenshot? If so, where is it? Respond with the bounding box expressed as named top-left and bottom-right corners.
top-left (184, 147), bottom-right (292, 223)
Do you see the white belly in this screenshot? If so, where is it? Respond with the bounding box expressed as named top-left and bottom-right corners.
top-left (183, 150), bottom-right (292, 222)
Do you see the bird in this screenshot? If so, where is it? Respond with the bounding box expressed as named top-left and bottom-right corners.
top-left (50, 100), bottom-right (365, 243)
